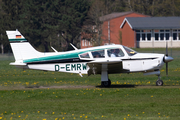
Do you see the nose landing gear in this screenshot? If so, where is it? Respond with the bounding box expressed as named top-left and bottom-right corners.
top-left (156, 75), bottom-right (163, 86)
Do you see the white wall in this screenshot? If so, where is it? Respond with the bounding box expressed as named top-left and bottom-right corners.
top-left (135, 29), bottom-right (180, 48)
top-left (137, 41), bottom-right (180, 48)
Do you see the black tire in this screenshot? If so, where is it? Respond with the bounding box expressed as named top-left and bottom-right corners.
top-left (101, 79), bottom-right (111, 87)
top-left (108, 79), bottom-right (111, 86)
top-left (156, 79), bottom-right (163, 86)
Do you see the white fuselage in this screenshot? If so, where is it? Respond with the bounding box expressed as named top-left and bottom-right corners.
top-left (23, 44), bottom-right (165, 75)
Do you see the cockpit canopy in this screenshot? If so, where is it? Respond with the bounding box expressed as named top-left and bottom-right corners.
top-left (79, 45), bottom-right (137, 59)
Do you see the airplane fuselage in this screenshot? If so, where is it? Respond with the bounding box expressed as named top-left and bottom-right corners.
top-left (18, 45), bottom-right (165, 75)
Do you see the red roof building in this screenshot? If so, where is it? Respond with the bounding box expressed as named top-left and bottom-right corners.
top-left (120, 17), bottom-right (180, 48)
top-left (100, 11), bottom-right (149, 47)
top-left (81, 11), bottom-right (148, 48)
top-left (81, 12), bottom-right (180, 48)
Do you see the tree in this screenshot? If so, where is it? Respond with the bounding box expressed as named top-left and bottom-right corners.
top-left (124, 0), bottom-right (180, 16)
top-left (2, 0), bottom-right (90, 52)
top-left (18, 0), bottom-right (56, 52)
top-left (55, 0), bottom-right (90, 50)
top-left (83, 0), bottom-right (106, 46)
top-left (0, 0), bottom-right (16, 54)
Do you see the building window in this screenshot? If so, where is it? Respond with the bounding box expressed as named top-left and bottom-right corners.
top-left (84, 40), bottom-right (87, 46)
top-left (89, 41), bottom-right (92, 46)
top-left (165, 30), bottom-right (170, 41)
top-left (82, 40), bottom-right (85, 46)
top-left (82, 39), bottom-right (92, 47)
top-left (155, 33), bottom-right (159, 41)
top-left (165, 33), bottom-right (169, 40)
top-left (172, 29), bottom-right (180, 40)
top-left (173, 33), bottom-right (177, 40)
top-left (136, 33), bottom-right (140, 41)
top-left (142, 33), bottom-right (145, 41)
top-left (154, 29), bottom-right (170, 41)
top-left (160, 33), bottom-right (164, 40)
top-left (136, 30), bottom-right (152, 41)
top-left (147, 33), bottom-right (151, 41)
top-left (178, 33), bottom-right (180, 40)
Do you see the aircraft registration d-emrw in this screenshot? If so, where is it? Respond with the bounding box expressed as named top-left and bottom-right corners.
top-left (6, 30), bottom-right (174, 87)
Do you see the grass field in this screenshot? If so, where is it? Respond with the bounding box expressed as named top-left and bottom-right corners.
top-left (0, 48), bottom-right (180, 120)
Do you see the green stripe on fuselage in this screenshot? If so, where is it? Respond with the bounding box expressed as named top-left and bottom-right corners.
top-left (23, 47), bottom-right (116, 63)
top-left (23, 52), bottom-right (82, 63)
top-left (9, 38), bottom-right (27, 42)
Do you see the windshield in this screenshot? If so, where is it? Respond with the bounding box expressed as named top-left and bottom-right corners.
top-left (123, 46), bottom-right (137, 56)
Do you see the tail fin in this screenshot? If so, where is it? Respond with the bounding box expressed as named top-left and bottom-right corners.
top-left (6, 29), bottom-right (42, 62)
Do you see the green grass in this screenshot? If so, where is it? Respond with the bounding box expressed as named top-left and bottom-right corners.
top-left (1, 88), bottom-right (180, 120)
top-left (0, 48), bottom-right (180, 120)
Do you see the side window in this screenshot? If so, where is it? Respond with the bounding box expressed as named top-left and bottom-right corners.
top-left (107, 48), bottom-right (124, 57)
top-left (79, 53), bottom-right (90, 58)
top-left (91, 50), bottom-right (105, 58)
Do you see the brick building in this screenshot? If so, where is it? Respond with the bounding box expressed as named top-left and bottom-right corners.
top-left (120, 17), bottom-right (180, 48)
top-left (80, 11), bottom-right (180, 48)
top-left (100, 11), bottom-right (148, 47)
top-left (81, 11), bottom-right (148, 48)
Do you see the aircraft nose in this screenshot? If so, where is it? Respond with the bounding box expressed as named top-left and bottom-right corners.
top-left (163, 56), bottom-right (174, 63)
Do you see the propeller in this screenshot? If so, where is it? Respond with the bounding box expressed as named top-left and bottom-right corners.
top-left (163, 42), bottom-right (173, 76)
top-left (166, 43), bottom-right (168, 76)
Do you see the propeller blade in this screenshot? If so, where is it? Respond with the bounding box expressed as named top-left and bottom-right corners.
top-left (166, 63), bottom-right (168, 76)
top-left (166, 41), bottom-right (168, 76)
top-left (166, 41), bottom-right (168, 56)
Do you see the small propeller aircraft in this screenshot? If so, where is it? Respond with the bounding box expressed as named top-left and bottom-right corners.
top-left (6, 30), bottom-right (173, 87)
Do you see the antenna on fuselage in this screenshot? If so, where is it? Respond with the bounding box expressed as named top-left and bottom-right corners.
top-left (51, 46), bottom-right (58, 53)
top-left (70, 43), bottom-right (78, 50)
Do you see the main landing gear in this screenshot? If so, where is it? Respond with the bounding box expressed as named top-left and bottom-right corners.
top-left (101, 65), bottom-right (111, 87)
top-left (156, 75), bottom-right (163, 86)
top-left (101, 79), bottom-right (111, 87)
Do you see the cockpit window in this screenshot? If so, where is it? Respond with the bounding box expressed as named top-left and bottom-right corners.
top-left (123, 46), bottom-right (137, 56)
top-left (107, 48), bottom-right (124, 57)
top-left (79, 53), bottom-right (90, 58)
top-left (91, 50), bottom-right (105, 58)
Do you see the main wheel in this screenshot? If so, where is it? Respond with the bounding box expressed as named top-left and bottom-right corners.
top-left (101, 79), bottom-right (111, 87)
top-left (156, 79), bottom-right (163, 86)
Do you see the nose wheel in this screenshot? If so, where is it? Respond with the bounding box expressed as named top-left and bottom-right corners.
top-left (156, 79), bottom-right (163, 86)
top-left (156, 75), bottom-right (163, 86)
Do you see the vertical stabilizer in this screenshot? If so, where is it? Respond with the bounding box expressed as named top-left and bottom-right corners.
top-left (6, 30), bottom-right (42, 62)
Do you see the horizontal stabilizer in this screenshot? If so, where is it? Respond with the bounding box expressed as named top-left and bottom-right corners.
top-left (6, 29), bottom-right (27, 42)
top-left (10, 62), bottom-right (27, 66)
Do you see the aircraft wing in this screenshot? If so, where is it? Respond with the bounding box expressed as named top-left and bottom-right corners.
top-left (87, 59), bottom-right (129, 76)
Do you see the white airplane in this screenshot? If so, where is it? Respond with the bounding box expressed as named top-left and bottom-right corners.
top-left (6, 30), bottom-right (173, 87)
